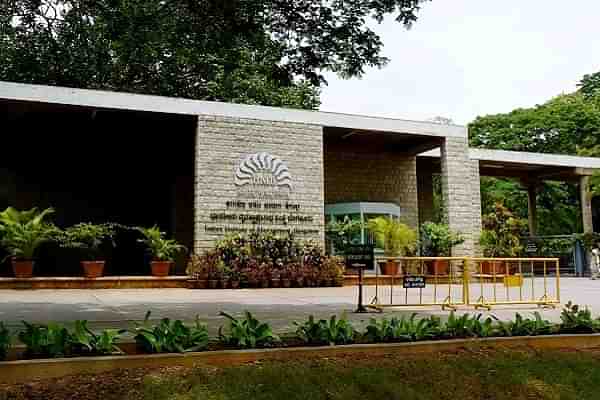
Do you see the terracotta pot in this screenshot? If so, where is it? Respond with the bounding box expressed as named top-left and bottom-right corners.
top-left (12, 260), bottom-right (33, 278)
top-left (295, 277), bottom-right (304, 287)
top-left (208, 279), bottom-right (219, 289)
top-left (260, 280), bottom-right (270, 289)
top-left (429, 260), bottom-right (449, 276)
top-left (271, 278), bottom-right (281, 288)
top-left (248, 279), bottom-right (259, 288)
top-left (282, 279), bottom-right (291, 288)
top-left (220, 279), bottom-right (229, 289)
top-left (151, 261), bottom-right (172, 277)
top-left (480, 261), bottom-right (507, 275)
top-left (382, 260), bottom-right (399, 276)
top-left (194, 280), bottom-right (208, 289)
top-left (81, 261), bottom-right (105, 278)
top-left (230, 280), bottom-right (240, 289)
top-left (322, 279), bottom-right (333, 287)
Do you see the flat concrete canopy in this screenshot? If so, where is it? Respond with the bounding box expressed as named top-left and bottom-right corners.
top-left (420, 148), bottom-right (600, 180)
top-left (0, 81), bottom-right (465, 139)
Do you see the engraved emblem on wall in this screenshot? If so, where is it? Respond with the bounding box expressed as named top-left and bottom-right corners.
top-left (234, 152), bottom-right (292, 199)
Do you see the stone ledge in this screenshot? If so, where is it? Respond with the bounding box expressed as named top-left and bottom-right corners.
top-left (0, 276), bottom-right (191, 289)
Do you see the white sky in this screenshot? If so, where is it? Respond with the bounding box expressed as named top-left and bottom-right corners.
top-left (319, 1), bottom-right (600, 125)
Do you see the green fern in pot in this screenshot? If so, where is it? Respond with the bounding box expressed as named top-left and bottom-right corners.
top-left (138, 226), bottom-right (186, 277)
top-left (0, 207), bottom-right (57, 278)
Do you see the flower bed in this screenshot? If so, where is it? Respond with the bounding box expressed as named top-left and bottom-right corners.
top-left (1, 302), bottom-right (599, 364)
top-left (187, 233), bottom-right (345, 288)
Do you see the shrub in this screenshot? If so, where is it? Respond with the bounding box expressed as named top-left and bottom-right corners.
top-left (495, 312), bottom-right (553, 337)
top-left (366, 217), bottom-right (417, 257)
top-left (0, 322), bottom-right (10, 360)
top-left (364, 314), bottom-right (442, 342)
top-left (18, 321), bottom-right (72, 358)
top-left (71, 320), bottom-right (124, 355)
top-left (0, 207), bottom-right (58, 261)
top-left (443, 313), bottom-right (496, 338)
top-left (419, 222), bottom-right (464, 257)
top-left (218, 311), bottom-right (279, 348)
top-left (57, 223), bottom-right (115, 261)
top-left (559, 301), bottom-right (600, 333)
top-left (138, 226), bottom-right (185, 262)
top-left (295, 315), bottom-right (355, 346)
top-left (133, 312), bottom-right (209, 353)
top-left (479, 202), bottom-right (527, 257)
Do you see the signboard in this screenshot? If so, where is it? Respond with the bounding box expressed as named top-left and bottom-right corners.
top-left (403, 275), bottom-right (426, 289)
top-left (525, 240), bottom-right (538, 254)
top-left (345, 244), bottom-right (375, 270)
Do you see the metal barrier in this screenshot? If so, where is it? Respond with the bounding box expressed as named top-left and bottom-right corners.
top-left (468, 258), bottom-right (560, 310)
top-left (366, 257), bottom-right (560, 311)
top-left (368, 257), bottom-right (469, 311)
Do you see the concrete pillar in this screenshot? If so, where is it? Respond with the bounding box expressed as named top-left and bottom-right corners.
top-left (526, 182), bottom-right (538, 236)
top-left (440, 137), bottom-right (475, 256)
top-left (469, 160), bottom-right (482, 256)
top-left (581, 175), bottom-right (594, 234)
top-left (417, 170), bottom-right (434, 224)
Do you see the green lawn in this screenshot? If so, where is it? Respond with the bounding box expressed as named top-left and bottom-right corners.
top-left (140, 349), bottom-right (600, 400)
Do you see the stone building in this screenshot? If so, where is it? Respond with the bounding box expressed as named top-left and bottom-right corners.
top-left (1, 81), bottom-right (599, 270)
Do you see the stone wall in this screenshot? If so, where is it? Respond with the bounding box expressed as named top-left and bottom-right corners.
top-left (324, 143), bottom-right (419, 229)
top-left (194, 115), bottom-right (324, 252)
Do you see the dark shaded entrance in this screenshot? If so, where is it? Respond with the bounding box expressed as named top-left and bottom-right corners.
top-left (0, 100), bottom-right (196, 276)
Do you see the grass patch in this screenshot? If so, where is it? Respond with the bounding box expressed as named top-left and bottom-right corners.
top-left (4, 348), bottom-right (600, 399)
top-left (139, 349), bottom-right (600, 400)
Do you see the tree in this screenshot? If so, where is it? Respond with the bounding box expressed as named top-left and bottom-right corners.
top-left (0, 0), bottom-right (430, 109)
top-left (469, 93), bottom-right (600, 155)
top-left (578, 71), bottom-right (600, 101)
top-left (468, 72), bottom-right (600, 235)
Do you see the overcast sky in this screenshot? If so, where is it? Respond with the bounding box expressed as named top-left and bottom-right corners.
top-left (319, 1), bottom-right (600, 125)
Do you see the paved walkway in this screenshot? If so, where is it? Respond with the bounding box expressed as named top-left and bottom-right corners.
top-left (0, 278), bottom-right (598, 334)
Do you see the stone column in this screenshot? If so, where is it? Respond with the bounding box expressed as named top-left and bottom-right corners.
top-left (469, 160), bottom-right (482, 256)
top-left (440, 137), bottom-right (475, 256)
top-left (581, 175), bottom-right (594, 234)
top-left (526, 182), bottom-right (538, 236)
top-left (417, 170), bottom-right (434, 225)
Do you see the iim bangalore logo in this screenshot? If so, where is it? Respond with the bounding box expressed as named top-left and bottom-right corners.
top-left (234, 152), bottom-right (293, 190)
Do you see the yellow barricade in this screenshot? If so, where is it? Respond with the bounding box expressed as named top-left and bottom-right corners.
top-left (368, 257), bottom-right (468, 311)
top-left (366, 257), bottom-right (560, 311)
top-left (468, 257), bottom-right (560, 310)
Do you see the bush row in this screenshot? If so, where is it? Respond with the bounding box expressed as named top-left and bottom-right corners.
top-left (0, 302), bottom-right (598, 361)
top-left (187, 233), bottom-right (345, 287)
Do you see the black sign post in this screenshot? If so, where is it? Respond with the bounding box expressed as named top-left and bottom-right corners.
top-left (345, 244), bottom-right (375, 313)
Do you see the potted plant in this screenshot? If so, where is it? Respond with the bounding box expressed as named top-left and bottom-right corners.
top-left (271, 266), bottom-right (281, 288)
top-left (367, 217), bottom-right (417, 276)
top-left (289, 263), bottom-right (303, 287)
top-left (138, 226), bottom-right (185, 277)
top-left (259, 262), bottom-right (271, 288)
top-left (281, 264), bottom-right (296, 288)
top-left (186, 254), bottom-right (209, 289)
top-left (0, 207), bottom-right (57, 278)
top-left (479, 203), bottom-right (527, 275)
top-left (420, 222), bottom-right (464, 275)
top-left (59, 223), bottom-right (114, 278)
top-left (229, 268), bottom-right (241, 289)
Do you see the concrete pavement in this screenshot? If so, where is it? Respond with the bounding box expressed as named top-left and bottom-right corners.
top-left (0, 278), bottom-right (598, 334)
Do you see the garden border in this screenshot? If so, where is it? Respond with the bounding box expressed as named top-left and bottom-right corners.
top-left (2, 334), bottom-right (600, 385)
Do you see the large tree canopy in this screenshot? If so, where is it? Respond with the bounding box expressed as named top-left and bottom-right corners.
top-left (0, 0), bottom-right (429, 109)
top-left (468, 73), bottom-right (600, 235)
